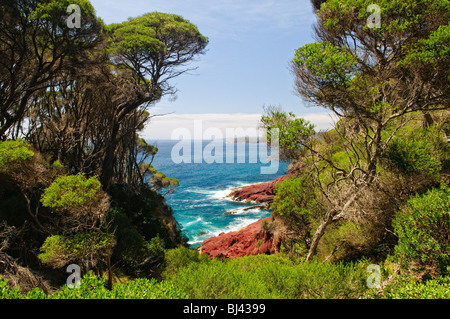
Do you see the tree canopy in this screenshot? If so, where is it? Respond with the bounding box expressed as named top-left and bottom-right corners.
top-left (0, 0), bottom-right (207, 289)
top-left (262, 0), bottom-right (450, 262)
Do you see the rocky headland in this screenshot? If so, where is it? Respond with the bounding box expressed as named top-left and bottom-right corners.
top-left (200, 172), bottom-right (294, 258)
top-left (226, 172), bottom-right (294, 203)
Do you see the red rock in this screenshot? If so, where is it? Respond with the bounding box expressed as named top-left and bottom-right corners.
top-left (200, 171), bottom-right (295, 259)
top-left (227, 172), bottom-right (293, 203)
top-left (200, 217), bottom-right (285, 259)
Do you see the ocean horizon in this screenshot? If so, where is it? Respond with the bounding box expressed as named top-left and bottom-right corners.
top-left (148, 139), bottom-right (289, 247)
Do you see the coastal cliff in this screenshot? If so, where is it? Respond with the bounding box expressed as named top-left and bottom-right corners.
top-left (226, 172), bottom-right (294, 203)
top-left (200, 216), bottom-right (286, 258)
top-left (200, 172), bottom-right (293, 258)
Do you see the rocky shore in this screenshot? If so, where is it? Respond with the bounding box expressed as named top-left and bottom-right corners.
top-left (200, 172), bottom-right (293, 258)
top-left (226, 172), bottom-right (294, 203)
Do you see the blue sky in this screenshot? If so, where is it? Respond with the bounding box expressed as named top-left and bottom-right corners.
top-left (89, 0), bottom-right (334, 139)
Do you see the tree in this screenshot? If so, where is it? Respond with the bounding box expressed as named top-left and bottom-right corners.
top-left (260, 106), bottom-right (316, 162)
top-left (310, 0), bottom-right (327, 12)
top-left (25, 11), bottom-right (207, 191)
top-left (393, 183), bottom-right (450, 278)
top-left (288, 0), bottom-right (449, 261)
top-left (98, 12), bottom-right (208, 190)
top-left (0, 0), bottom-right (103, 139)
top-left (0, 2), bottom-right (206, 289)
top-left (39, 173), bottom-right (114, 288)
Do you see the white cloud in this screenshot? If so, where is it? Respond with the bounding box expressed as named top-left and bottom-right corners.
top-left (141, 112), bottom-right (335, 141)
top-left (90, 0), bottom-right (315, 39)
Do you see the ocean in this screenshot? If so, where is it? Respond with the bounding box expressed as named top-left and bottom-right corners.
top-left (148, 139), bottom-right (289, 247)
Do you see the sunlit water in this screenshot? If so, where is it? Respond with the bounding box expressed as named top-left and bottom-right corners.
top-left (148, 140), bottom-right (288, 247)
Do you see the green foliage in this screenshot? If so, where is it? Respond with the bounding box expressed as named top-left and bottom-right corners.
top-left (141, 235), bottom-right (166, 278)
top-left (161, 247), bottom-right (209, 280)
top-left (106, 11), bottom-right (208, 83)
top-left (402, 23), bottom-right (450, 67)
top-left (40, 174), bottom-right (102, 210)
top-left (260, 108), bottom-right (316, 161)
top-left (107, 207), bottom-right (148, 269)
top-left (393, 183), bottom-right (450, 277)
top-left (108, 184), bottom-right (186, 249)
top-left (150, 171), bottom-right (180, 194)
top-left (0, 273), bottom-right (185, 299)
top-left (50, 160), bottom-right (63, 170)
top-left (38, 232), bottom-right (113, 267)
top-left (0, 139), bottom-right (34, 172)
top-left (168, 255), bottom-right (368, 299)
top-left (376, 276), bottom-right (450, 299)
top-left (47, 273), bottom-right (185, 299)
top-left (320, 0), bottom-right (450, 33)
top-left (106, 18), bottom-right (163, 55)
top-left (318, 221), bottom-right (384, 262)
top-left (106, 184), bottom-right (187, 276)
top-left (272, 177), bottom-right (317, 253)
top-left (0, 275), bottom-right (22, 299)
top-left (293, 42), bottom-right (358, 87)
top-left (30, 0), bottom-right (97, 22)
top-left (136, 137), bottom-right (158, 156)
top-left (382, 137), bottom-right (442, 177)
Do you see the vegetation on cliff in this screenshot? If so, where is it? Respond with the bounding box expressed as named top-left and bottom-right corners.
top-left (1, 0), bottom-right (449, 300)
top-left (256, 0), bottom-right (450, 298)
top-left (0, 0), bottom-right (207, 293)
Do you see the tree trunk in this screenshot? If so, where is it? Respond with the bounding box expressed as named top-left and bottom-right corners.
top-left (106, 252), bottom-right (113, 291)
top-left (422, 111), bottom-right (434, 128)
top-left (305, 212), bottom-right (333, 261)
top-left (100, 123), bottom-right (120, 191)
top-left (305, 189), bottom-right (361, 261)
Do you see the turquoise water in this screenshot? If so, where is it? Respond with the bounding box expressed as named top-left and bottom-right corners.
top-left (148, 140), bottom-right (289, 246)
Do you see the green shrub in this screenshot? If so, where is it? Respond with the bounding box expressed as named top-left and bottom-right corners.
top-left (161, 247), bottom-right (209, 280)
top-left (50, 160), bottom-right (63, 169)
top-left (168, 254), bottom-right (368, 299)
top-left (110, 277), bottom-right (186, 299)
top-left (47, 273), bottom-right (186, 299)
top-left (53, 273), bottom-right (186, 299)
top-left (377, 276), bottom-right (450, 299)
top-left (272, 177), bottom-right (317, 248)
top-left (38, 232), bottom-right (113, 268)
top-left (393, 183), bottom-right (450, 277)
top-left (0, 275), bottom-right (22, 299)
top-left (1, 273), bottom-right (186, 299)
top-left (0, 139), bottom-right (34, 172)
top-left (106, 207), bottom-right (149, 271)
top-left (41, 174), bottom-right (102, 210)
top-left (382, 136), bottom-right (441, 177)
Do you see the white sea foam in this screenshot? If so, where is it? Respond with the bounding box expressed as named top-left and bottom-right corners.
top-left (187, 217), bottom-right (260, 246)
top-left (185, 216), bottom-right (203, 226)
top-left (209, 188), bottom-right (233, 200)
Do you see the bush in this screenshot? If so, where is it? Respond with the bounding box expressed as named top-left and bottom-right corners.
top-left (0, 273), bottom-right (186, 299)
top-left (168, 254), bottom-right (368, 299)
top-left (377, 276), bottom-right (450, 299)
top-left (48, 273), bottom-right (185, 299)
top-left (0, 139), bottom-right (34, 172)
top-left (38, 232), bottom-right (114, 269)
top-left (107, 207), bottom-right (148, 270)
top-left (382, 136), bottom-right (441, 177)
top-left (161, 247), bottom-right (209, 280)
top-left (40, 174), bottom-right (103, 210)
top-left (0, 275), bottom-right (22, 299)
top-left (392, 183), bottom-right (450, 278)
top-left (272, 177), bottom-right (317, 254)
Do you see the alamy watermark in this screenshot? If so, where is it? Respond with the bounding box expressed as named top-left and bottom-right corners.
top-left (66, 264), bottom-right (81, 288)
top-left (367, 4), bottom-right (381, 29)
top-left (170, 120), bottom-right (280, 175)
top-left (66, 4), bottom-right (81, 29)
top-left (366, 264), bottom-right (381, 289)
